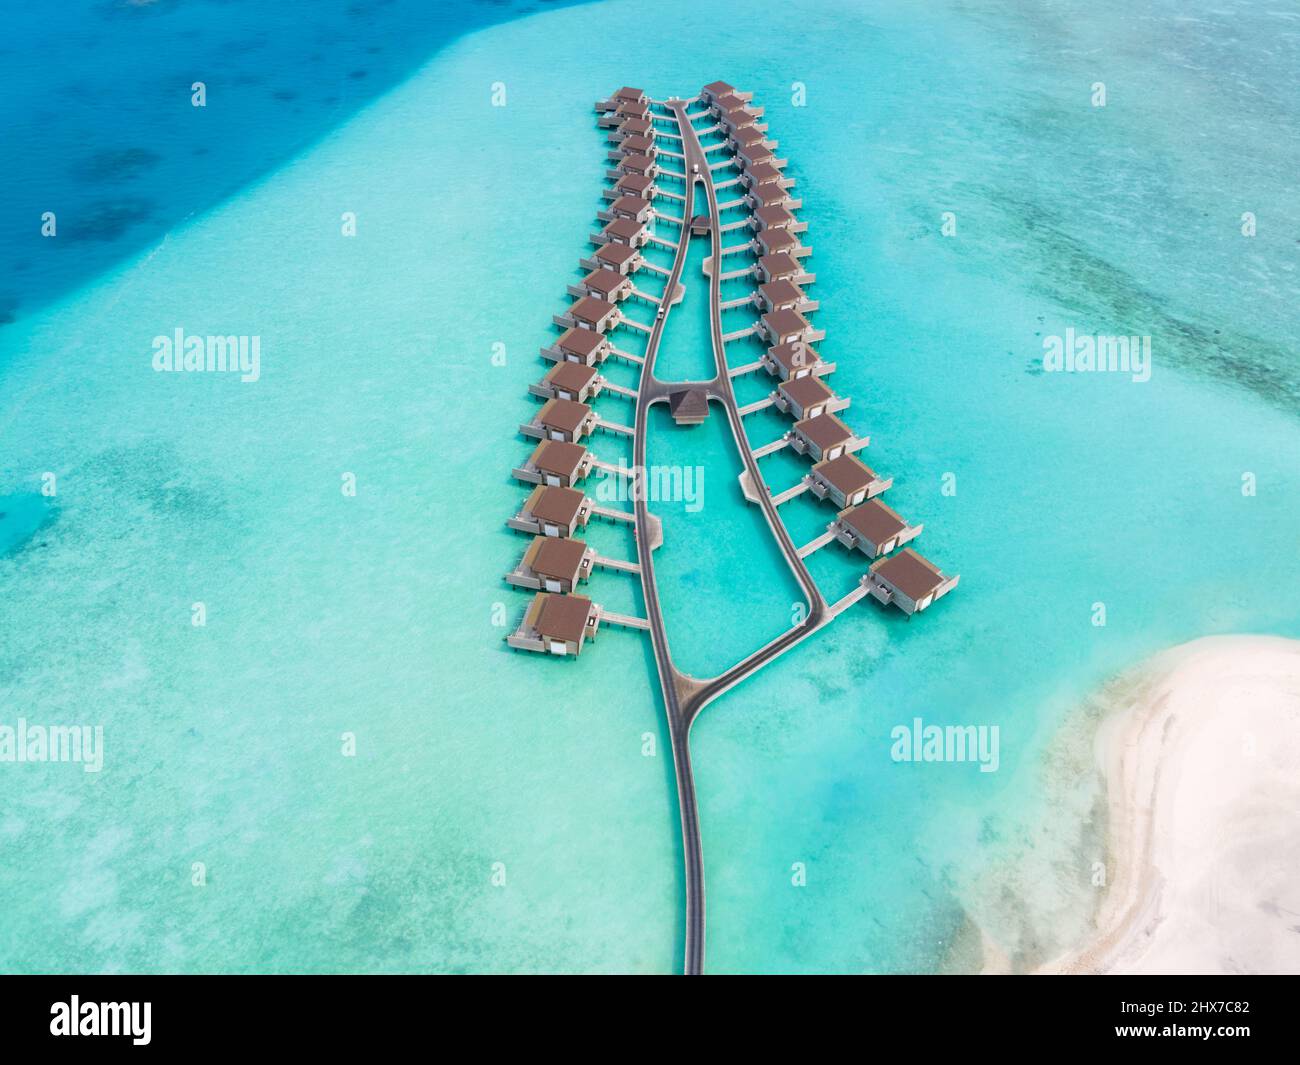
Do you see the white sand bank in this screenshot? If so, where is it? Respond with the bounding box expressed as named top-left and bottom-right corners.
top-left (1040, 635), bottom-right (1300, 974)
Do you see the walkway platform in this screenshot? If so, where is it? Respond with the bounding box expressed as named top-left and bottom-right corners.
top-left (595, 417), bottom-right (635, 436)
top-left (751, 436), bottom-right (789, 459)
top-left (737, 395), bottom-right (774, 416)
top-left (797, 530), bottom-right (836, 558)
top-left (601, 610), bottom-right (651, 631)
top-left (590, 505), bottom-right (635, 524)
top-left (593, 555), bottom-right (641, 575)
top-left (771, 479), bottom-right (811, 506)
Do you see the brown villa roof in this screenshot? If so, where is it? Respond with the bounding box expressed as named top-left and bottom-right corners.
top-left (527, 536), bottom-right (589, 582)
top-left (739, 145), bottom-right (775, 168)
top-left (756, 205), bottom-right (796, 228)
top-left (539, 399), bottom-right (593, 435)
top-left (620, 153), bottom-right (656, 173)
top-left (703, 80), bottom-right (735, 95)
top-left (557, 327), bottom-right (605, 356)
top-left (763, 307), bottom-right (810, 339)
top-left (758, 252), bottom-right (800, 279)
top-left (529, 486), bottom-right (585, 525)
top-left (531, 441), bottom-right (587, 477)
top-left (841, 499), bottom-right (908, 544)
top-left (767, 341), bottom-right (820, 373)
top-left (747, 162), bottom-right (782, 184)
top-left (611, 195), bottom-right (651, 216)
top-left (796, 413), bottom-right (853, 450)
top-left (583, 268), bottom-right (627, 297)
top-left (602, 217), bottom-right (644, 241)
top-left (871, 549), bottom-right (946, 602)
top-left (534, 593), bottom-right (595, 642)
top-left (570, 297), bottom-right (618, 326)
top-left (781, 374), bottom-right (834, 409)
top-left (751, 184), bottom-right (789, 207)
top-left (758, 229), bottom-right (799, 255)
top-left (759, 279), bottom-right (803, 306)
top-left (596, 243), bottom-right (638, 268)
top-left (546, 362), bottom-right (598, 393)
top-left (616, 173), bottom-right (654, 195)
top-left (620, 134), bottom-right (655, 155)
top-left (815, 454), bottom-right (878, 495)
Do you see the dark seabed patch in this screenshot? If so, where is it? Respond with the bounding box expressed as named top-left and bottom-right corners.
top-left (71, 147), bottom-right (162, 183)
top-left (66, 198), bottom-right (155, 243)
top-left (0, 494), bottom-right (58, 558)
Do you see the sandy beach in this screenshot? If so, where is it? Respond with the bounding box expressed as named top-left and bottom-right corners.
top-left (1040, 635), bottom-right (1300, 974)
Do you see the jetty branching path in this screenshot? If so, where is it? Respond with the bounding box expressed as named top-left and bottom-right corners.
top-left (627, 95), bottom-right (866, 976)
top-left (505, 83), bottom-right (958, 975)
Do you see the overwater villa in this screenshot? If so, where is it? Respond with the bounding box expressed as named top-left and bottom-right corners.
top-left (616, 133), bottom-right (657, 158)
top-left (507, 592), bottom-right (601, 656)
top-left (755, 227), bottom-right (809, 259)
top-left (831, 499), bottom-right (922, 559)
top-left (700, 80), bottom-right (745, 105)
top-left (709, 91), bottom-right (746, 115)
top-left (753, 204), bottom-right (799, 233)
top-left (748, 184), bottom-right (800, 211)
top-left (865, 548), bottom-right (959, 615)
top-left (591, 241), bottom-right (642, 275)
top-left (521, 397), bottom-right (597, 443)
top-left (614, 171), bottom-right (656, 198)
top-left (737, 144), bottom-right (778, 171)
top-left (790, 412), bottom-right (864, 462)
top-left (616, 116), bottom-right (654, 139)
top-left (508, 485), bottom-right (591, 538)
top-left (512, 440), bottom-right (592, 488)
top-left (810, 453), bottom-right (892, 508)
top-left (729, 126), bottom-right (769, 152)
top-left (762, 340), bottom-right (826, 381)
top-left (611, 86), bottom-right (647, 107)
top-left (579, 267), bottom-right (634, 303)
top-left (757, 278), bottom-right (807, 314)
top-left (600, 217), bottom-right (649, 247)
top-left (615, 153), bottom-right (658, 179)
top-left (760, 307), bottom-right (819, 347)
top-left (568, 296), bottom-right (621, 333)
top-left (609, 195), bottom-right (654, 223)
top-left (776, 374), bottom-right (841, 420)
top-left (756, 251), bottom-right (803, 284)
top-left (719, 104), bottom-right (762, 130)
top-left (668, 388), bottom-right (709, 425)
top-left (544, 326), bottom-right (610, 365)
top-left (536, 361), bottom-right (601, 403)
top-left (742, 161), bottom-right (786, 190)
top-left (506, 535), bottom-right (595, 593)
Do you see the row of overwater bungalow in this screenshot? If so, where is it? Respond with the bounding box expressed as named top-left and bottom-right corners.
top-left (708, 79), bottom-right (959, 616)
top-left (506, 87), bottom-right (669, 657)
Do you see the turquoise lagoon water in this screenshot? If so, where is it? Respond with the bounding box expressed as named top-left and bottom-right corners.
top-left (1, 0), bottom-right (1298, 973)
